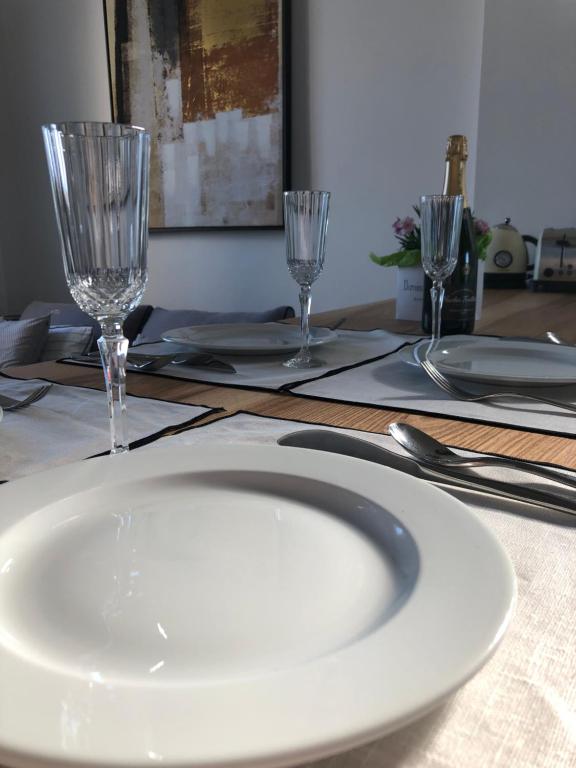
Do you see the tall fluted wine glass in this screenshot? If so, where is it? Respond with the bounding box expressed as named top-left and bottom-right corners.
top-left (42, 122), bottom-right (150, 454)
top-left (420, 194), bottom-right (463, 345)
top-left (284, 190), bottom-right (330, 368)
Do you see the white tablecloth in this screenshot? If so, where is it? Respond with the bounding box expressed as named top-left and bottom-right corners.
top-left (291, 339), bottom-right (576, 437)
top-left (145, 412), bottom-right (576, 768)
top-left (0, 377), bottom-right (212, 481)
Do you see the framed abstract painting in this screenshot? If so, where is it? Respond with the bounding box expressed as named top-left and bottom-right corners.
top-left (104, 0), bottom-right (289, 230)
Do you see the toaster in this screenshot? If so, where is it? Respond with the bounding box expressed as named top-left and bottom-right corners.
top-left (533, 228), bottom-right (576, 291)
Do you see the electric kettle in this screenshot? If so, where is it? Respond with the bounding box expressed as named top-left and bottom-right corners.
top-left (484, 218), bottom-right (537, 288)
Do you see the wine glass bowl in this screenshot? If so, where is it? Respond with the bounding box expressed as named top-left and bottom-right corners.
top-left (283, 190), bottom-right (330, 369)
top-left (67, 269), bottom-right (147, 324)
top-left (419, 194), bottom-right (464, 344)
top-left (42, 121), bottom-right (150, 454)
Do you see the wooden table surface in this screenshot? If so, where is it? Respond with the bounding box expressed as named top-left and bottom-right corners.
top-left (8, 289), bottom-right (576, 468)
top-left (309, 287), bottom-right (576, 341)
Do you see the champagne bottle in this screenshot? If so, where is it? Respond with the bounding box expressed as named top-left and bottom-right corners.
top-left (422, 135), bottom-right (478, 334)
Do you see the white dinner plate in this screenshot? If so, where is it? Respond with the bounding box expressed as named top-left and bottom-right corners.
top-left (404, 335), bottom-right (576, 386)
top-left (162, 322), bottom-right (337, 355)
top-left (0, 445), bottom-right (514, 768)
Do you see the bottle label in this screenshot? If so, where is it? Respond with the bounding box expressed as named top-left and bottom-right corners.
top-left (422, 245), bottom-right (478, 334)
top-left (443, 288), bottom-right (476, 324)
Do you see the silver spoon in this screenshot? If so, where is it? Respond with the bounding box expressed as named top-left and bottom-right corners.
top-left (388, 421), bottom-right (576, 490)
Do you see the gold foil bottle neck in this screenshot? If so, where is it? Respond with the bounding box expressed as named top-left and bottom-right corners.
top-left (443, 135), bottom-right (469, 206)
top-left (445, 134), bottom-right (468, 160)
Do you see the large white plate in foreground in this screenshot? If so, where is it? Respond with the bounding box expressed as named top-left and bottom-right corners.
top-left (162, 322), bottom-right (337, 355)
top-left (0, 445), bottom-right (514, 768)
top-left (406, 335), bottom-right (576, 386)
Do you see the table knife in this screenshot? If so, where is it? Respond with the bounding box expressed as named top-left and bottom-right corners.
top-left (278, 429), bottom-right (576, 517)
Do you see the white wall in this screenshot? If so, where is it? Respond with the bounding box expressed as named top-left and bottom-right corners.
top-left (0, 0), bottom-right (111, 315)
top-left (291, 0), bottom-right (485, 312)
top-left (475, 0), bottom-right (576, 238)
top-left (149, 0), bottom-right (486, 312)
top-left (0, 0), bottom-right (485, 316)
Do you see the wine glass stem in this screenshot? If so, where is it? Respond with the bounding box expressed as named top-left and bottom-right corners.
top-left (299, 285), bottom-right (312, 357)
top-left (430, 280), bottom-right (445, 344)
top-left (98, 320), bottom-right (129, 455)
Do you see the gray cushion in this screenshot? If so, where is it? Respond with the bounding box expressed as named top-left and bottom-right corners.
top-left (135, 306), bottom-right (295, 344)
top-left (40, 326), bottom-right (94, 361)
top-left (0, 315), bottom-right (50, 369)
top-left (20, 301), bottom-right (153, 348)
top-left (21, 300), bottom-right (100, 332)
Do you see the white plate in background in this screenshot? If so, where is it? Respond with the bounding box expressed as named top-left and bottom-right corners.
top-left (162, 322), bottom-right (337, 355)
top-left (404, 336), bottom-right (576, 387)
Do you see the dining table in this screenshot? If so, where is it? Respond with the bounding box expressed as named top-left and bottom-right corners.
top-left (1, 286), bottom-right (575, 768)
top-left (8, 288), bottom-right (576, 467)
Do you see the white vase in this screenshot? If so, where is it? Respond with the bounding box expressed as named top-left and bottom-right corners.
top-left (395, 267), bottom-right (424, 321)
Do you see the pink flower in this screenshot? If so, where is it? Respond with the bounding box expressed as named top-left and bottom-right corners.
top-left (474, 218), bottom-right (490, 236)
top-left (393, 216), bottom-right (416, 237)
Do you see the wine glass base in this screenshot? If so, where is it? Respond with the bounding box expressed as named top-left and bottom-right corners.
top-left (282, 355), bottom-right (325, 369)
top-left (110, 446), bottom-right (130, 455)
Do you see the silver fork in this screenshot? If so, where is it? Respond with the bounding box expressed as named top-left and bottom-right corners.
top-left (418, 349), bottom-right (576, 414)
top-left (0, 384), bottom-right (52, 411)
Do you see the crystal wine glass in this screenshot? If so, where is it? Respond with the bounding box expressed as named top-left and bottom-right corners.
top-left (283, 190), bottom-right (330, 368)
top-left (419, 194), bottom-right (463, 345)
top-left (42, 122), bottom-right (150, 454)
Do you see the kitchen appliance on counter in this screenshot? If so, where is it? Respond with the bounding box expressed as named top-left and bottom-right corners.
top-left (532, 228), bottom-right (576, 291)
top-left (484, 218), bottom-right (537, 288)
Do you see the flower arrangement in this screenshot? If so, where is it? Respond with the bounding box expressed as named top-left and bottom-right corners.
top-left (369, 207), bottom-right (492, 267)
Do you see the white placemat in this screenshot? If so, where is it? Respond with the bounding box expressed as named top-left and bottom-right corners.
top-left (144, 412), bottom-right (576, 768)
top-left (0, 378), bottom-right (212, 481)
top-left (290, 340), bottom-right (576, 437)
top-left (63, 329), bottom-right (413, 390)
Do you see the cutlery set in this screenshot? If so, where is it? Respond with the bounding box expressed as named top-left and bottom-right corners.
top-left (278, 427), bottom-right (576, 518)
top-left (389, 421), bottom-right (576, 489)
top-left (70, 351), bottom-right (236, 373)
top-left (128, 352), bottom-right (236, 373)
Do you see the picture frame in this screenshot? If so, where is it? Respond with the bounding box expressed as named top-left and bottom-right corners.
top-left (103, 0), bottom-right (289, 231)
